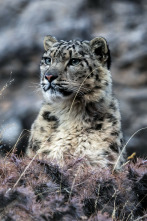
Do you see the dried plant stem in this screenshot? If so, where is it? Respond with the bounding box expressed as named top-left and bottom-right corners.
top-left (134, 214), bottom-right (147, 221)
top-left (126, 194), bottom-right (147, 221)
top-left (0, 77), bottom-right (14, 96)
top-left (112, 126), bottom-right (147, 173)
top-left (68, 68), bottom-right (98, 117)
top-left (13, 152), bottom-right (38, 189)
top-left (6, 129), bottom-right (30, 158)
top-left (12, 135), bottom-right (50, 189)
top-left (101, 190), bottom-right (118, 213)
top-left (68, 166), bottom-right (80, 201)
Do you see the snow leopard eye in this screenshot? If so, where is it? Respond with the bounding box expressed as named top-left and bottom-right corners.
top-left (69, 58), bottom-right (81, 66)
top-left (44, 57), bottom-right (51, 65)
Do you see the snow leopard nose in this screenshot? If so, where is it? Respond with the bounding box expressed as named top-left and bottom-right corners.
top-left (45, 72), bottom-right (58, 82)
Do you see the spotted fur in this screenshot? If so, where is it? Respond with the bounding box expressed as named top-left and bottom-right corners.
top-left (27, 35), bottom-right (126, 169)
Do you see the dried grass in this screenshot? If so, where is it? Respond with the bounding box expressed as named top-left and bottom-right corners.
top-left (0, 155), bottom-right (146, 220)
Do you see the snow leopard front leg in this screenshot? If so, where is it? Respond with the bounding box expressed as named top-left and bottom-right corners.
top-left (27, 104), bottom-right (58, 157)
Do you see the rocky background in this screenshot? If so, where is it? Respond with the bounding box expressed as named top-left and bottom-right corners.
top-left (0, 0), bottom-right (147, 157)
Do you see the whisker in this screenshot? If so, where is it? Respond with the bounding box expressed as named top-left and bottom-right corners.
top-left (31, 88), bottom-right (42, 94)
top-left (29, 82), bottom-right (40, 86)
top-left (28, 85), bottom-right (40, 88)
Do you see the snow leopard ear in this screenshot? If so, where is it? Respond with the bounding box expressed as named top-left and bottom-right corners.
top-left (90, 37), bottom-right (111, 69)
top-left (44, 35), bottom-right (57, 51)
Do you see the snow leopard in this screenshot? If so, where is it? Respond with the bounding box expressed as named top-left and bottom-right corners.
top-left (27, 35), bottom-right (125, 169)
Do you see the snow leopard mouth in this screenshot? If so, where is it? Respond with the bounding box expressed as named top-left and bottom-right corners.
top-left (41, 82), bottom-right (72, 96)
top-left (41, 82), bottom-right (51, 92)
